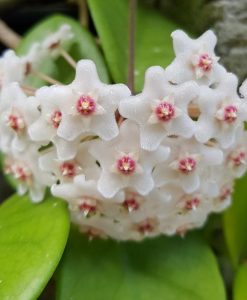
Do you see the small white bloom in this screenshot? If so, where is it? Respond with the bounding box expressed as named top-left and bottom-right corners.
top-left (224, 131), bottom-right (247, 178)
top-left (153, 137), bottom-right (223, 193)
top-left (195, 73), bottom-right (247, 148)
top-left (55, 59), bottom-right (130, 142)
top-left (0, 50), bottom-right (26, 85)
top-left (4, 145), bottom-right (54, 202)
top-left (119, 66), bottom-right (198, 150)
top-left (41, 25), bottom-right (74, 57)
top-left (165, 30), bottom-right (226, 85)
top-left (0, 83), bottom-right (39, 152)
top-left (28, 85), bottom-right (83, 160)
top-left (39, 142), bottom-right (100, 184)
top-left (89, 120), bottom-right (170, 198)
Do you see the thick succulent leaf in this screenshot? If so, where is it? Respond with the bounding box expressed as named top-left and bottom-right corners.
top-left (233, 263), bottom-right (247, 300)
top-left (223, 173), bottom-right (247, 267)
top-left (88, 0), bottom-right (177, 92)
top-left (17, 14), bottom-right (109, 86)
top-left (56, 228), bottom-right (226, 300)
top-left (0, 194), bottom-right (70, 300)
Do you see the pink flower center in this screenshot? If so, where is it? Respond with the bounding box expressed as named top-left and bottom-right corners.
top-left (7, 114), bottom-right (25, 132)
top-left (223, 105), bottom-right (238, 123)
top-left (198, 53), bottom-right (213, 72)
top-left (51, 110), bottom-right (62, 128)
top-left (219, 186), bottom-right (231, 202)
top-left (76, 95), bottom-right (96, 116)
top-left (78, 201), bottom-right (97, 217)
top-left (137, 220), bottom-right (154, 234)
top-left (178, 157), bottom-right (197, 174)
top-left (185, 197), bottom-right (200, 210)
top-left (11, 164), bottom-right (32, 183)
top-left (229, 150), bottom-right (246, 167)
top-left (117, 156), bottom-right (136, 175)
top-left (60, 162), bottom-right (76, 177)
top-left (155, 102), bottom-right (175, 122)
top-left (123, 198), bottom-right (139, 212)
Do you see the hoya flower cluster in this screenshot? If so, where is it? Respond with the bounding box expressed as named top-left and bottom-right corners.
top-left (1, 26), bottom-right (247, 241)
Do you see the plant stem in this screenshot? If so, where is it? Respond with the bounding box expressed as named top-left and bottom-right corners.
top-left (78, 0), bottom-right (89, 28)
top-left (31, 70), bottom-right (62, 85)
top-left (0, 19), bottom-right (21, 49)
top-left (60, 49), bottom-right (77, 69)
top-left (127, 0), bottom-right (137, 93)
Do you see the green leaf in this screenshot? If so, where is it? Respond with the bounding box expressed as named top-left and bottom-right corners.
top-left (0, 194), bottom-right (70, 300)
top-left (56, 228), bottom-right (226, 300)
top-left (88, 0), bottom-right (178, 91)
top-left (17, 14), bottom-right (109, 86)
top-left (223, 173), bottom-right (247, 268)
top-left (233, 263), bottom-right (247, 300)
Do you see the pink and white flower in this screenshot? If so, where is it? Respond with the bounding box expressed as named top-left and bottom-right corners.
top-left (0, 83), bottom-right (39, 152)
top-left (154, 137), bottom-right (223, 193)
top-left (89, 120), bottom-right (170, 198)
top-left (55, 60), bottom-right (130, 142)
top-left (165, 30), bottom-right (226, 85)
top-left (119, 66), bottom-right (198, 151)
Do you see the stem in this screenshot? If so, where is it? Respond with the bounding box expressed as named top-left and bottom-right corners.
top-left (127, 0), bottom-right (137, 93)
top-left (0, 19), bottom-right (21, 49)
top-left (31, 70), bottom-right (62, 85)
top-left (60, 49), bottom-right (77, 69)
top-left (78, 0), bottom-right (89, 28)
top-left (21, 85), bottom-right (36, 96)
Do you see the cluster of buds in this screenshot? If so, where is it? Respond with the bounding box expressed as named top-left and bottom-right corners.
top-left (1, 26), bottom-right (247, 240)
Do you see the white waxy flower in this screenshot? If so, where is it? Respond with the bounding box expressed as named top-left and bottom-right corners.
top-left (41, 24), bottom-right (74, 57)
top-left (211, 183), bottom-right (232, 213)
top-left (224, 131), bottom-right (247, 178)
top-left (239, 78), bottom-right (247, 99)
top-left (165, 30), bottom-right (226, 85)
top-left (119, 66), bottom-right (198, 151)
top-left (51, 174), bottom-right (124, 214)
top-left (195, 73), bottom-right (247, 148)
top-left (0, 83), bottom-right (39, 152)
top-left (55, 59), bottom-right (130, 142)
top-left (39, 142), bottom-right (100, 184)
top-left (89, 120), bottom-right (170, 198)
top-left (0, 50), bottom-right (26, 85)
top-left (4, 145), bottom-right (54, 202)
top-left (154, 137), bottom-right (223, 193)
top-left (28, 85), bottom-right (83, 160)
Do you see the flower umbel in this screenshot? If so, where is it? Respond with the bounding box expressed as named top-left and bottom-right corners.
top-left (1, 26), bottom-right (247, 240)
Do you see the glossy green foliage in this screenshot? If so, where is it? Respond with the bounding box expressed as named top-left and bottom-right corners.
top-left (88, 0), bottom-right (177, 91)
top-left (0, 195), bottom-right (70, 300)
top-left (223, 173), bottom-right (247, 268)
top-left (233, 263), bottom-right (247, 300)
top-left (56, 228), bottom-right (226, 300)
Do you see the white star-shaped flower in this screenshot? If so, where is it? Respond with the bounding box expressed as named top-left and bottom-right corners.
top-left (0, 83), bottom-right (39, 152)
top-left (28, 85), bottom-right (84, 160)
top-left (89, 120), bottom-right (170, 198)
top-left (195, 73), bottom-right (247, 148)
top-left (41, 24), bottom-right (74, 57)
top-left (54, 59), bottom-right (130, 142)
top-left (0, 50), bottom-right (26, 85)
top-left (153, 137), bottom-right (223, 193)
top-left (119, 66), bottom-right (198, 151)
top-left (165, 30), bottom-right (226, 85)
top-left (4, 145), bottom-right (54, 202)
top-left (39, 142), bottom-right (100, 184)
